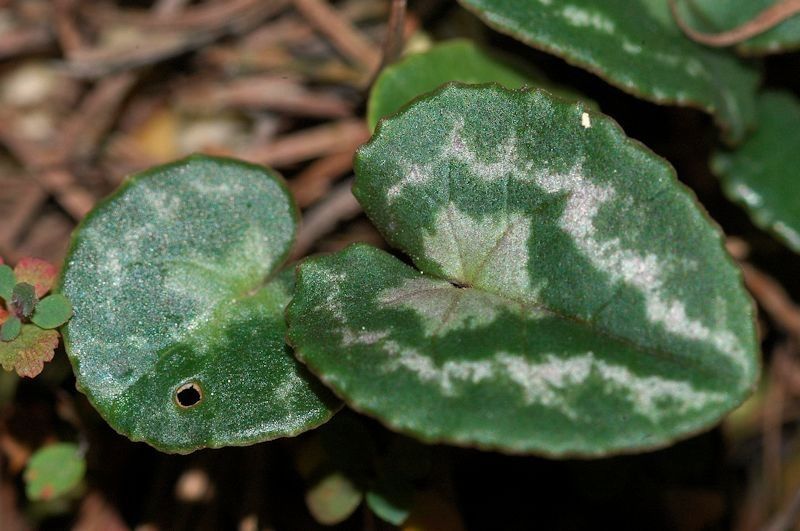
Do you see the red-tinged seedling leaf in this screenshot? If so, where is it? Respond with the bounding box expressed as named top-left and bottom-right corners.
top-left (32, 295), bottom-right (73, 329)
top-left (14, 258), bottom-right (57, 298)
top-left (0, 324), bottom-right (59, 377)
top-left (0, 265), bottom-right (14, 301)
top-left (0, 307), bottom-right (8, 325)
top-left (12, 283), bottom-right (37, 318)
top-left (1, 317), bottom-right (21, 342)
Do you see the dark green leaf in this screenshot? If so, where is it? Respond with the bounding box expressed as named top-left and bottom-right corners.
top-left (713, 91), bottom-right (800, 253)
top-left (368, 39), bottom-right (589, 131)
top-left (0, 316), bottom-right (21, 342)
top-left (456, 0), bottom-right (759, 143)
top-left (0, 265), bottom-right (13, 301)
top-left (287, 84), bottom-right (759, 456)
top-left (12, 282), bottom-right (37, 318)
top-left (32, 294), bottom-right (73, 329)
top-left (673, 0), bottom-right (800, 55)
top-left (60, 155), bottom-right (338, 453)
top-left (24, 443), bottom-right (86, 501)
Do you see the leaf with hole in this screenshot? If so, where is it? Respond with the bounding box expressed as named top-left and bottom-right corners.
top-left (455, 0), bottom-right (760, 143)
top-left (24, 443), bottom-right (86, 501)
top-left (367, 39), bottom-right (590, 131)
top-left (713, 91), bottom-right (800, 253)
top-left (60, 155), bottom-right (339, 453)
top-left (287, 84), bottom-right (759, 456)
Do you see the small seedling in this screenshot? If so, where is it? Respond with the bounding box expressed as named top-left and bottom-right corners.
top-left (0, 257), bottom-right (72, 377)
top-left (24, 442), bottom-right (86, 501)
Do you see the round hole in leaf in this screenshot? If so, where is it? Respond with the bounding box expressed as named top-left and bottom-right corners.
top-left (175, 382), bottom-right (203, 408)
top-left (59, 154), bottom-right (339, 453)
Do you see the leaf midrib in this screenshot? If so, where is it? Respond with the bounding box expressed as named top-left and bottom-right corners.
top-left (389, 269), bottom-right (734, 382)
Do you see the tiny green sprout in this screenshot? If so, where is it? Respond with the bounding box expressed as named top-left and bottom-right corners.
top-left (24, 442), bottom-right (86, 501)
top-left (0, 257), bottom-right (72, 377)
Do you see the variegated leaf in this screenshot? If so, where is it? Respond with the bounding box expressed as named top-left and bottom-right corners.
top-left (713, 91), bottom-right (800, 252)
top-left (287, 84), bottom-right (759, 456)
top-left (60, 155), bottom-right (338, 453)
top-left (456, 0), bottom-right (760, 143)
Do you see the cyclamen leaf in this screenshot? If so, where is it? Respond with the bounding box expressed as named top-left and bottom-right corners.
top-left (60, 155), bottom-right (338, 453)
top-left (24, 443), bottom-right (86, 501)
top-left (713, 91), bottom-right (800, 253)
top-left (31, 294), bottom-right (73, 329)
top-left (0, 324), bottom-right (59, 377)
top-left (0, 264), bottom-right (13, 301)
top-left (367, 39), bottom-right (588, 131)
top-left (14, 257), bottom-right (57, 298)
top-left (673, 0), bottom-right (800, 55)
top-left (1, 316), bottom-right (21, 342)
top-left (456, 0), bottom-right (759, 143)
top-left (287, 84), bottom-right (759, 456)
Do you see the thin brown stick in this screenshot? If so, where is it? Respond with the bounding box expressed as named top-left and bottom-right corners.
top-left (67, 0), bottom-right (288, 77)
top-left (740, 263), bottom-right (800, 338)
top-left (33, 169), bottom-right (95, 220)
top-left (243, 119), bottom-right (369, 167)
top-left (763, 484), bottom-right (800, 531)
top-left (669, 0), bottom-right (800, 47)
top-left (0, 184), bottom-right (47, 252)
top-left (290, 151), bottom-right (355, 208)
top-left (53, 0), bottom-right (86, 56)
top-left (292, 178), bottom-right (362, 258)
top-left (179, 76), bottom-right (353, 118)
top-left (0, 26), bottom-right (52, 60)
top-left (53, 72), bottom-right (139, 166)
top-left (762, 343), bottom-right (789, 523)
top-left (379, 0), bottom-right (407, 70)
top-left (152, 0), bottom-right (191, 19)
top-left (292, 0), bottom-right (381, 71)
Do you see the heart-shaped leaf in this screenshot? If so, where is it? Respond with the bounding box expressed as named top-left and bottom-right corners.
top-left (287, 84), bottom-right (759, 456)
top-left (456, 0), bottom-right (760, 143)
top-left (60, 155), bottom-right (338, 453)
top-left (713, 91), bottom-right (800, 253)
top-left (14, 257), bottom-right (57, 298)
top-left (672, 0), bottom-right (800, 55)
top-left (24, 443), bottom-right (86, 501)
top-left (367, 39), bottom-right (588, 131)
top-left (31, 294), bottom-right (73, 329)
top-left (0, 324), bottom-right (59, 377)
